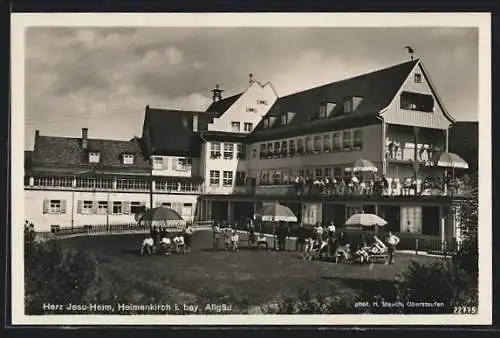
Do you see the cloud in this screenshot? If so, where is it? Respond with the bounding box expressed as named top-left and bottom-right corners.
top-left (24, 26), bottom-right (479, 148)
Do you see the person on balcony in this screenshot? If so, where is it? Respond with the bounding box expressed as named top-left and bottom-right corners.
top-left (388, 141), bottom-right (395, 159)
top-left (390, 178), bottom-right (398, 196)
top-left (394, 141), bottom-right (400, 159)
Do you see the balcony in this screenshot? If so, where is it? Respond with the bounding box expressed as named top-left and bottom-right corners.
top-left (201, 176), bottom-right (474, 199)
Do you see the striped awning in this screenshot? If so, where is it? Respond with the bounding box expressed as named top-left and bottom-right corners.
top-left (345, 159), bottom-right (378, 172)
top-left (258, 202), bottom-right (298, 223)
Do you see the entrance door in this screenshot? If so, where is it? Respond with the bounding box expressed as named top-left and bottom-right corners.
top-left (379, 205), bottom-right (400, 233)
top-left (422, 206), bottom-right (440, 236)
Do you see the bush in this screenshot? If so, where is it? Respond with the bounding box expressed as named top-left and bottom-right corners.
top-left (24, 221), bottom-right (115, 314)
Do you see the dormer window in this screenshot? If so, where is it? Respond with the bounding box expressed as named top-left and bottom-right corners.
top-left (257, 100), bottom-right (268, 105)
top-left (122, 154), bottom-right (134, 165)
top-left (246, 107), bottom-right (257, 113)
top-left (88, 152), bottom-right (101, 164)
top-left (263, 118), bottom-right (269, 128)
top-left (414, 73), bottom-right (422, 83)
top-left (281, 113), bottom-right (288, 125)
top-left (344, 100), bottom-right (353, 113)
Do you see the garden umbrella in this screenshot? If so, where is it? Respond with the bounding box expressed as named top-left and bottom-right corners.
top-left (139, 207), bottom-right (184, 230)
top-left (345, 213), bottom-right (387, 227)
top-left (345, 159), bottom-right (378, 173)
top-left (260, 202), bottom-right (298, 222)
top-left (429, 152), bottom-right (469, 169)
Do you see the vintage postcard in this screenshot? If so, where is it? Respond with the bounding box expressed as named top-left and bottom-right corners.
top-left (11, 12), bottom-right (491, 326)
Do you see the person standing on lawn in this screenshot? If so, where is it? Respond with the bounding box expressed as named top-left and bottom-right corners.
top-left (386, 231), bottom-right (400, 264)
top-left (183, 223), bottom-right (195, 253)
top-left (296, 222), bottom-right (306, 253)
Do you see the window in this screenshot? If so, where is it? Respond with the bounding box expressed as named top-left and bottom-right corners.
top-left (332, 132), bottom-right (342, 152)
top-left (281, 113), bottom-right (288, 125)
top-left (116, 179), bottom-right (147, 190)
top-left (122, 154), bottom-right (134, 165)
top-left (414, 73), bottom-right (422, 83)
top-left (267, 142), bottom-right (274, 155)
top-left (274, 141), bottom-right (280, 155)
top-left (113, 201), bottom-right (122, 214)
top-left (210, 170), bottom-right (220, 185)
top-left (162, 202), bottom-right (172, 208)
top-left (323, 133), bottom-right (331, 151)
top-left (237, 143), bottom-right (246, 159)
top-left (231, 121), bottom-right (241, 132)
top-left (223, 171), bottom-right (233, 186)
top-left (315, 168), bottom-right (322, 177)
top-left (210, 142), bottom-right (221, 159)
top-left (289, 139), bottom-right (296, 155)
top-left (252, 148), bottom-right (257, 158)
top-left (83, 200), bottom-right (93, 214)
top-left (244, 122), bottom-right (253, 132)
top-left (182, 203), bottom-right (193, 217)
top-left (401, 206), bottom-right (423, 234)
top-left (343, 131), bottom-right (352, 151)
top-left (353, 129), bottom-right (363, 150)
top-left (314, 136), bottom-right (322, 152)
top-left (223, 143), bottom-right (234, 159)
top-left (176, 157), bottom-right (191, 171)
top-left (305, 137), bottom-right (313, 152)
top-left (152, 156), bottom-right (166, 170)
top-left (281, 141), bottom-right (287, 156)
top-left (89, 152), bottom-right (101, 163)
top-left (297, 138), bottom-right (304, 153)
top-left (259, 144), bottom-right (266, 158)
top-left (344, 100), bottom-right (352, 113)
top-left (346, 205), bottom-right (364, 218)
top-left (246, 107), bottom-right (257, 113)
top-left (263, 119), bottom-right (269, 128)
top-left (400, 91), bottom-right (434, 112)
top-left (257, 100), bottom-right (268, 105)
top-left (50, 200), bottom-right (62, 214)
top-left (98, 201), bottom-right (108, 215)
top-left (130, 201), bottom-right (145, 215)
top-left (318, 104), bottom-right (327, 119)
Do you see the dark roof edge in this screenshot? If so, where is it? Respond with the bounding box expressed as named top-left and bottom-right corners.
top-left (247, 115), bottom-right (381, 143)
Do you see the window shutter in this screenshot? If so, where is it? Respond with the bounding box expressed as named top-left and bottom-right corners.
top-left (123, 201), bottom-right (131, 215)
top-left (76, 200), bottom-right (83, 214)
top-left (61, 200), bottom-right (67, 214)
top-left (91, 201), bottom-right (98, 214)
top-left (42, 199), bottom-right (49, 214)
top-left (108, 200), bottom-right (113, 214)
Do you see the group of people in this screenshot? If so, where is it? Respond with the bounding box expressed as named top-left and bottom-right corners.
top-left (212, 223), bottom-right (241, 251)
top-left (296, 222), bottom-right (401, 265)
top-left (140, 224), bottom-right (195, 256)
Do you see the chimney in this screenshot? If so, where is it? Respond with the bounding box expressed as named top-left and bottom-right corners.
top-left (81, 128), bottom-right (88, 150)
top-left (249, 73), bottom-right (254, 84)
top-left (211, 83), bottom-right (224, 102)
top-left (193, 114), bottom-right (199, 132)
top-left (34, 130), bottom-right (40, 150)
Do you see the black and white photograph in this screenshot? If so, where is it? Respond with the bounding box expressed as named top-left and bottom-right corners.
top-left (11, 13), bottom-right (491, 325)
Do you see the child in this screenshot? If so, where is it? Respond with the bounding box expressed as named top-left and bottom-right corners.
top-left (160, 236), bottom-right (172, 255)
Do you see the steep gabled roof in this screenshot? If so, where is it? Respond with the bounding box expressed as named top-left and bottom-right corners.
top-left (251, 60), bottom-right (419, 138)
top-left (205, 93), bottom-right (243, 117)
top-left (31, 135), bottom-right (150, 170)
top-left (143, 107), bottom-right (213, 156)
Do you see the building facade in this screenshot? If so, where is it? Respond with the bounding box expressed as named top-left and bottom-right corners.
top-left (25, 59), bottom-right (474, 242)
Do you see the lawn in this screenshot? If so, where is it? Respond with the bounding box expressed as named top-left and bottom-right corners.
top-left (59, 230), bottom-right (442, 314)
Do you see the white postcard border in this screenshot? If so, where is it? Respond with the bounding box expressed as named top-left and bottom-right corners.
top-left (10, 12), bottom-right (492, 326)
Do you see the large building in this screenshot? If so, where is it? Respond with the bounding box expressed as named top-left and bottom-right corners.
top-left (25, 59), bottom-right (475, 245)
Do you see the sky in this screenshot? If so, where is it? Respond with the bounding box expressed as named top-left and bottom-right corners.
top-left (24, 26), bottom-right (479, 150)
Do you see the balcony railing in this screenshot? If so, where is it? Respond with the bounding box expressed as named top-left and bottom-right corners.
top-left (202, 178), bottom-right (473, 198)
